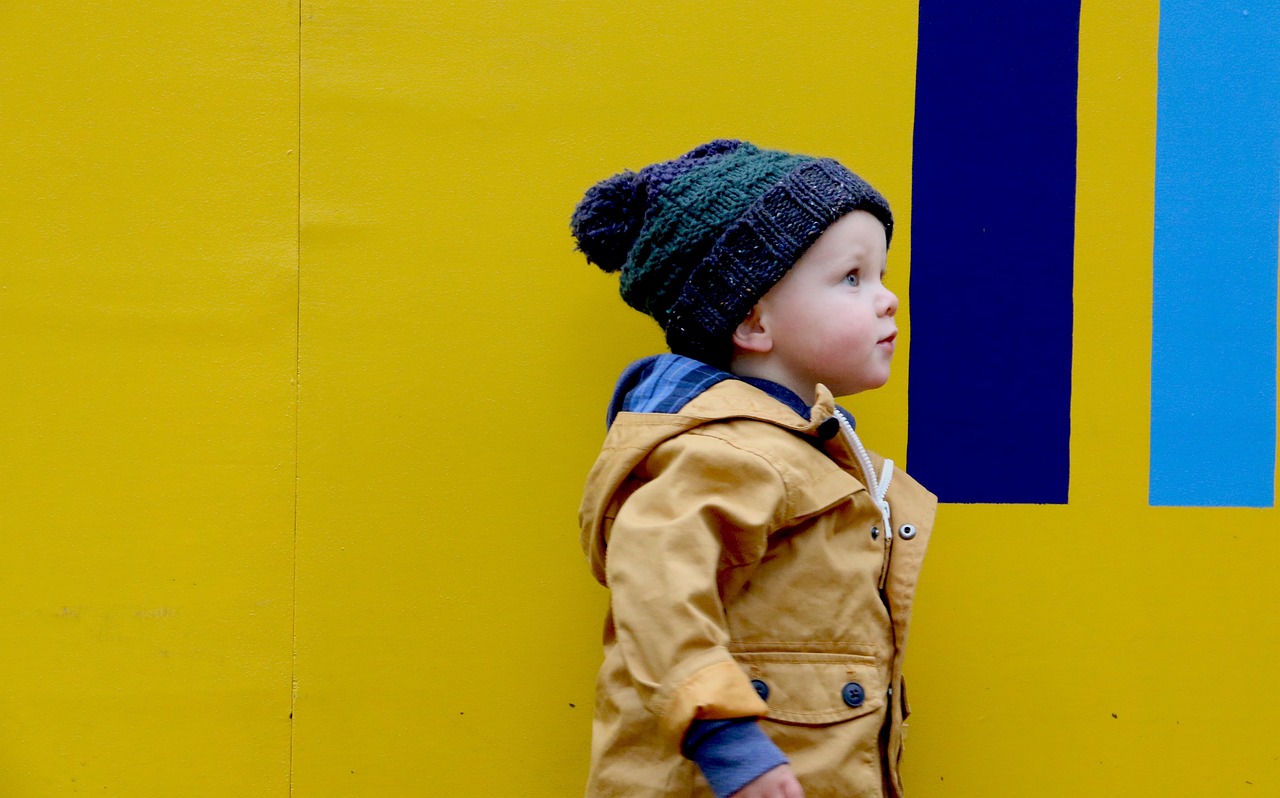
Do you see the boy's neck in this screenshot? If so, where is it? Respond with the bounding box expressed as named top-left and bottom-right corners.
top-left (729, 357), bottom-right (817, 406)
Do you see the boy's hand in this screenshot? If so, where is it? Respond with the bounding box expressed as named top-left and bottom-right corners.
top-left (733, 764), bottom-right (804, 798)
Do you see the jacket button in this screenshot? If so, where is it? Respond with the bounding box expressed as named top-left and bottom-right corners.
top-left (842, 682), bottom-right (865, 708)
top-left (898, 524), bottom-right (917, 540)
top-left (751, 679), bottom-right (769, 701)
top-left (817, 417), bottom-right (840, 440)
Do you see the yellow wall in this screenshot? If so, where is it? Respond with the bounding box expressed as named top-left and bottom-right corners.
top-left (2, 2), bottom-right (1277, 796)
top-left (0, 2), bottom-right (297, 795)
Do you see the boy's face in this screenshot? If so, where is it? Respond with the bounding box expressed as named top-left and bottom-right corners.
top-left (749, 209), bottom-right (899, 398)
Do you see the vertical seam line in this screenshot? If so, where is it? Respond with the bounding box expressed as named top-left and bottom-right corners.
top-left (289, 1), bottom-right (302, 795)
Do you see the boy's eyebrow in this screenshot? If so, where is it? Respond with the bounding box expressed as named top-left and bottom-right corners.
top-left (836, 248), bottom-right (887, 275)
top-left (839, 249), bottom-right (868, 269)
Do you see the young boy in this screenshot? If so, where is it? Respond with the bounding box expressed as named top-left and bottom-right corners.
top-left (572, 140), bottom-right (937, 798)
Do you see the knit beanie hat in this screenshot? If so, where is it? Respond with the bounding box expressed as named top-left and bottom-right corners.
top-left (571, 139), bottom-right (893, 366)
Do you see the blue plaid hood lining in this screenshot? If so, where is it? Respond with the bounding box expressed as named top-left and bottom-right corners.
top-left (605, 354), bottom-right (851, 430)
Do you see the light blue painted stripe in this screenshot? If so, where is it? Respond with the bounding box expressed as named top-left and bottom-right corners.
top-left (1150, 3), bottom-right (1279, 507)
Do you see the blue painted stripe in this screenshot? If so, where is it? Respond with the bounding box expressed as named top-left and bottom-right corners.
top-left (1150, 4), bottom-right (1279, 508)
top-left (906, 0), bottom-right (1080, 504)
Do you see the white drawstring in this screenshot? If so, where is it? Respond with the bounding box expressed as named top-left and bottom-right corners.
top-left (834, 411), bottom-right (893, 539)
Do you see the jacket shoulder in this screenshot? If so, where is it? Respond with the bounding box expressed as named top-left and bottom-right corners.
top-left (681, 418), bottom-right (866, 523)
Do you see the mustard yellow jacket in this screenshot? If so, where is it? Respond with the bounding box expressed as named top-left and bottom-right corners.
top-left (580, 379), bottom-right (937, 797)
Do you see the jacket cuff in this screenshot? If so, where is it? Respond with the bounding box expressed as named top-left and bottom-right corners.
top-left (659, 657), bottom-right (770, 742)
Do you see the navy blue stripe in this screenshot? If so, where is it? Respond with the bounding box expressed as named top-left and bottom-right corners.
top-left (906, 0), bottom-right (1080, 504)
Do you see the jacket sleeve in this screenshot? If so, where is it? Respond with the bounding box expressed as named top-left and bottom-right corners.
top-left (603, 428), bottom-right (788, 747)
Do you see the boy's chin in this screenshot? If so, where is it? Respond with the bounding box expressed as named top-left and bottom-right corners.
top-left (829, 374), bottom-right (891, 398)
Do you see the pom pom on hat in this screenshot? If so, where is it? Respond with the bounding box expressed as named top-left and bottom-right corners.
top-left (570, 170), bottom-right (645, 274)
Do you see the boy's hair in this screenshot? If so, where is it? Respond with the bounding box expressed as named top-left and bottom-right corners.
top-left (571, 139), bottom-right (892, 366)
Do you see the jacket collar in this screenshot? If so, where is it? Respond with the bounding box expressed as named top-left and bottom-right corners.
top-left (605, 354), bottom-right (846, 436)
top-left (672, 379), bottom-right (840, 436)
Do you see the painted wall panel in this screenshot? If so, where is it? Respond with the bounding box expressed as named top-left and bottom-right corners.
top-left (0, 3), bottom-right (298, 795)
top-left (908, 0), bottom-right (1080, 504)
top-left (293, 3), bottom-right (920, 795)
top-left (1149, 2), bottom-right (1279, 507)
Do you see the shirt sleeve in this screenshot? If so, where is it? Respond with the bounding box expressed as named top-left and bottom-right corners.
top-left (683, 717), bottom-right (789, 798)
top-left (604, 429), bottom-right (788, 746)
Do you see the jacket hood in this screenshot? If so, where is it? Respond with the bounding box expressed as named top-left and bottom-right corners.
top-left (605, 354), bottom-right (735, 428)
top-left (581, 355), bottom-right (845, 584)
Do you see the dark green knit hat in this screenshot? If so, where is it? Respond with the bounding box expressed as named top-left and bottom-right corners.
top-left (571, 139), bottom-right (893, 366)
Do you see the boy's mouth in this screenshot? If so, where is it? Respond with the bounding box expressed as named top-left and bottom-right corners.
top-left (877, 331), bottom-right (898, 345)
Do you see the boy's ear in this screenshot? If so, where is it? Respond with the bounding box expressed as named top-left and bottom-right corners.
top-left (732, 305), bottom-right (773, 354)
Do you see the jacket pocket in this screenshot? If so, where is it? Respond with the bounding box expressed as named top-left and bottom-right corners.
top-left (732, 650), bottom-right (887, 726)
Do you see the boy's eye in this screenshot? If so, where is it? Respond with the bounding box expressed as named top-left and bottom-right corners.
top-left (843, 271), bottom-right (861, 287)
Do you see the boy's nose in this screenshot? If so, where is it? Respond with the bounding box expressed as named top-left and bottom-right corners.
top-left (880, 288), bottom-right (899, 317)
